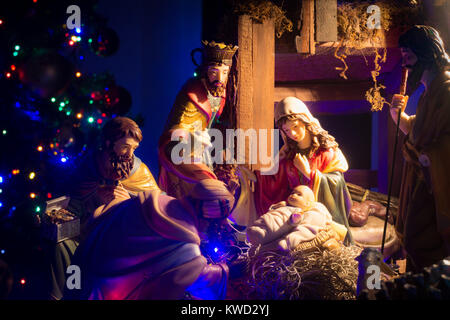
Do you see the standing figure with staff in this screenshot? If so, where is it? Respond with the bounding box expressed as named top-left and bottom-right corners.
top-left (389, 25), bottom-right (450, 272)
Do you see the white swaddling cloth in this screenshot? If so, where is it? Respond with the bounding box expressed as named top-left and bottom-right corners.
top-left (247, 202), bottom-right (333, 251)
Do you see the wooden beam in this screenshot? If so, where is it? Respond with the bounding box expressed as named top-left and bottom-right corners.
top-left (275, 49), bottom-right (402, 82)
top-left (237, 15), bottom-right (275, 170)
top-left (315, 0), bottom-right (337, 42)
top-left (297, 0), bottom-right (315, 54)
top-left (275, 81), bottom-right (372, 102)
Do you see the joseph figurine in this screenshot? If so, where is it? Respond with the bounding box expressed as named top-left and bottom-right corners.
top-left (389, 25), bottom-right (450, 272)
top-left (48, 117), bottom-right (159, 300)
top-left (158, 41), bottom-right (238, 200)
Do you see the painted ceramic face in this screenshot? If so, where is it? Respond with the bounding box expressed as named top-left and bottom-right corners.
top-left (112, 136), bottom-right (139, 159)
top-left (400, 47), bottom-right (418, 71)
top-left (106, 136), bottom-right (139, 180)
top-left (282, 119), bottom-right (308, 143)
top-left (287, 186), bottom-right (315, 209)
top-left (206, 64), bottom-right (230, 96)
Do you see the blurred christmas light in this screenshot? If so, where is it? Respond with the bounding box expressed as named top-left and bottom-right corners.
top-left (69, 40), bottom-right (74, 46)
top-left (61, 157), bottom-right (67, 163)
top-left (0, 202), bottom-right (3, 208)
top-left (60, 102), bottom-right (65, 107)
top-left (88, 117), bottom-right (94, 123)
top-left (97, 119), bottom-right (103, 124)
top-left (12, 169), bottom-right (20, 175)
top-left (37, 145), bottom-right (43, 152)
top-left (30, 192), bottom-right (36, 199)
top-left (51, 97), bottom-right (56, 102)
top-left (14, 45), bottom-right (20, 51)
top-left (35, 206), bottom-right (41, 213)
top-left (5, 72), bottom-right (11, 78)
top-left (10, 65), bottom-right (16, 71)
top-left (76, 113), bottom-right (83, 119)
top-left (0, 249), bottom-right (5, 255)
top-left (66, 110), bottom-right (71, 116)
top-left (75, 72), bottom-right (82, 78)
top-left (194, 72), bottom-right (198, 77)
top-left (0, 189), bottom-right (2, 193)
top-left (20, 279), bottom-right (26, 285)
top-left (2, 129), bottom-right (6, 135)
top-left (0, 176), bottom-right (3, 183)
top-left (0, 20), bottom-right (3, 25)
top-left (76, 27), bottom-right (81, 34)
top-left (89, 100), bottom-right (94, 104)
top-left (15, 102), bottom-right (20, 108)
top-left (29, 172), bottom-right (36, 180)
top-left (47, 193), bottom-right (52, 199)
top-left (13, 52), bottom-right (18, 57)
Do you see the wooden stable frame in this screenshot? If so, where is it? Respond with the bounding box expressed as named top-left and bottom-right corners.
top-left (236, 15), bottom-right (275, 171)
top-left (234, 3), bottom-right (405, 194)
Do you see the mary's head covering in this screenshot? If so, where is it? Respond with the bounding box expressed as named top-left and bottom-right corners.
top-left (275, 97), bottom-right (321, 127)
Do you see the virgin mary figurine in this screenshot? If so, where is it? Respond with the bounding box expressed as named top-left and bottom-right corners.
top-left (253, 97), bottom-right (353, 244)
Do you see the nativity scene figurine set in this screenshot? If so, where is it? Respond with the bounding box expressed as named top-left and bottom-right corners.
top-left (43, 24), bottom-right (450, 300)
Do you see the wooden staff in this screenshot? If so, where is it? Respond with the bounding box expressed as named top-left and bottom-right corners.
top-left (381, 67), bottom-right (408, 255)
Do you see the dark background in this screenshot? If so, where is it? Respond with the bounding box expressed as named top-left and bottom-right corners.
top-left (82, 0), bottom-right (203, 177)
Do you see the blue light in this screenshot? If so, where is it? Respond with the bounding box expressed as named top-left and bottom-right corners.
top-left (0, 202), bottom-right (3, 208)
top-left (0, 249), bottom-right (5, 255)
top-left (15, 102), bottom-right (21, 108)
top-left (79, 55), bottom-right (84, 60)
top-left (76, 28), bottom-right (81, 34)
top-left (7, 206), bottom-right (15, 218)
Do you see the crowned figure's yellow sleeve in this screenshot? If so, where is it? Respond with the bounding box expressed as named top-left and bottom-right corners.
top-left (167, 99), bottom-right (208, 133)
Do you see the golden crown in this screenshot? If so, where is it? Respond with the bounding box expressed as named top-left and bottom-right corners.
top-left (200, 40), bottom-right (238, 66)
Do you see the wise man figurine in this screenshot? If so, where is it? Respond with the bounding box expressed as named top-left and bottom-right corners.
top-left (158, 40), bottom-right (238, 200)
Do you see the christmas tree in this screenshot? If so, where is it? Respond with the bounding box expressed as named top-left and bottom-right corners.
top-left (0, 0), bottom-right (136, 298)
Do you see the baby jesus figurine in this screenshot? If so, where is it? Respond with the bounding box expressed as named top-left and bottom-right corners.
top-left (247, 186), bottom-right (347, 252)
